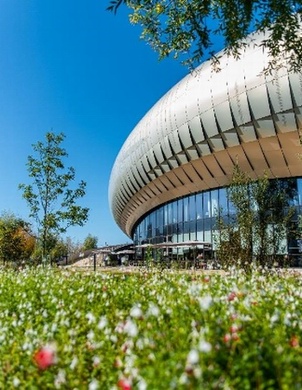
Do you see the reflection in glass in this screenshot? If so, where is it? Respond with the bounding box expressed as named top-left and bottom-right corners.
top-left (132, 178), bottom-right (302, 250)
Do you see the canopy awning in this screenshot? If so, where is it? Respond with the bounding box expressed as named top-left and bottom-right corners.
top-left (137, 241), bottom-right (212, 249)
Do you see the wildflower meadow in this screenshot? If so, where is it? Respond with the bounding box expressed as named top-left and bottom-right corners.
top-left (0, 266), bottom-right (301, 389)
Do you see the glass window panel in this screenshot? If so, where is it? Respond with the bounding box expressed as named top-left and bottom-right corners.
top-left (297, 178), bottom-right (302, 206)
top-left (166, 203), bottom-right (173, 239)
top-left (190, 232), bottom-right (197, 241)
top-left (142, 219), bottom-right (147, 241)
top-left (140, 223), bottom-right (144, 242)
top-left (204, 230), bottom-right (211, 243)
top-left (183, 221), bottom-right (189, 234)
top-left (178, 199), bottom-right (183, 221)
top-left (177, 222), bottom-right (183, 243)
top-left (147, 221), bottom-right (152, 240)
top-left (203, 192), bottom-right (211, 218)
top-left (172, 200), bottom-right (178, 223)
top-left (204, 218), bottom-right (211, 231)
top-left (163, 204), bottom-right (168, 226)
top-left (157, 208), bottom-right (164, 236)
top-left (196, 193), bottom-right (203, 219)
top-left (167, 203), bottom-right (173, 225)
top-left (163, 224), bottom-right (168, 237)
top-left (172, 223), bottom-right (178, 234)
top-left (197, 229), bottom-right (203, 241)
top-left (151, 213), bottom-right (156, 237)
top-left (197, 219), bottom-right (203, 233)
top-left (183, 232), bottom-right (190, 242)
top-left (184, 197), bottom-right (189, 221)
top-left (190, 222), bottom-right (196, 240)
top-left (189, 195), bottom-right (196, 220)
top-left (211, 190), bottom-right (219, 217)
top-left (219, 188), bottom-right (228, 215)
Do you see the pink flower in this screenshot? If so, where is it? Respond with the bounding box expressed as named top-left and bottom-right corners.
top-left (113, 357), bottom-right (123, 368)
top-left (290, 335), bottom-right (299, 348)
top-left (33, 344), bottom-right (57, 370)
top-left (230, 324), bottom-right (239, 334)
top-left (223, 333), bottom-right (231, 343)
top-left (231, 332), bottom-right (240, 341)
top-left (117, 378), bottom-right (132, 390)
top-left (227, 292), bottom-right (237, 302)
top-left (230, 313), bottom-right (238, 321)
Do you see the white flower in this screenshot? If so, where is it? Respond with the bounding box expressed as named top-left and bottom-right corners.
top-left (136, 338), bottom-right (144, 350)
top-left (87, 330), bottom-right (95, 340)
top-left (97, 316), bottom-right (108, 330)
top-left (179, 373), bottom-right (188, 385)
top-left (115, 321), bottom-right (125, 334)
top-left (187, 349), bottom-right (199, 365)
top-left (130, 305), bottom-right (143, 318)
top-left (86, 312), bottom-right (96, 324)
top-left (198, 340), bottom-right (212, 353)
top-left (54, 369), bottom-right (66, 388)
top-left (284, 312), bottom-right (291, 326)
top-left (137, 377), bottom-right (147, 390)
top-left (124, 319), bottom-right (138, 337)
top-left (188, 284), bottom-right (201, 296)
top-left (13, 377), bottom-right (21, 387)
top-left (147, 303), bottom-right (160, 317)
top-left (198, 295), bottom-right (212, 310)
top-left (193, 367), bottom-right (202, 378)
top-left (93, 355), bottom-right (101, 367)
top-left (70, 356), bottom-right (78, 370)
top-left (22, 342), bottom-right (33, 352)
top-left (110, 334), bottom-right (118, 343)
top-left (50, 324), bottom-right (58, 335)
top-left (88, 378), bottom-right (99, 390)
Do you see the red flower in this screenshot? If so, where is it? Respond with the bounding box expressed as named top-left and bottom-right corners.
top-left (33, 344), bottom-right (57, 370)
top-left (203, 276), bottom-right (210, 283)
top-left (290, 336), bottom-right (299, 348)
top-left (117, 378), bottom-right (132, 390)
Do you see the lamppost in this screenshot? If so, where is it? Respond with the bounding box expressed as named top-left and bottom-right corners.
top-left (90, 251), bottom-right (98, 271)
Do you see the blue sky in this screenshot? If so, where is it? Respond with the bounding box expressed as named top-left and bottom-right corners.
top-left (0, 0), bottom-right (190, 246)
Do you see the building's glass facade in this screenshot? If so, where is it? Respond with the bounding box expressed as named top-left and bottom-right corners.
top-left (133, 178), bottom-right (302, 260)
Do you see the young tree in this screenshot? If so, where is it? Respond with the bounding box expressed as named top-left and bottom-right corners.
top-left (32, 235), bottom-right (83, 265)
top-left (216, 165), bottom-right (296, 271)
top-left (215, 166), bottom-right (254, 270)
top-left (108, 0), bottom-right (302, 72)
top-left (0, 212), bottom-right (35, 264)
top-left (19, 132), bottom-right (89, 262)
top-left (82, 234), bottom-right (98, 251)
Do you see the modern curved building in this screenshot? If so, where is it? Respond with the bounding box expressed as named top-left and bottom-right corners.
top-left (109, 31), bottom-right (302, 258)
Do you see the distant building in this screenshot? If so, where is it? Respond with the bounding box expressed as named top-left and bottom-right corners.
top-left (109, 30), bottom-right (302, 261)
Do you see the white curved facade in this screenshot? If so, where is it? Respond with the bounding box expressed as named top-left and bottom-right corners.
top-left (109, 31), bottom-right (302, 238)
